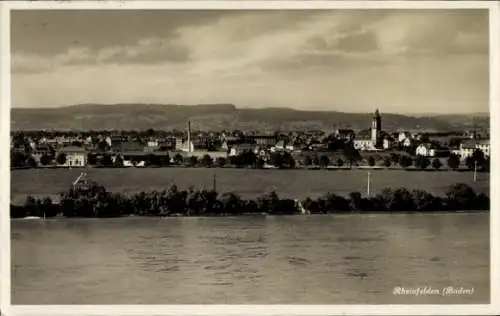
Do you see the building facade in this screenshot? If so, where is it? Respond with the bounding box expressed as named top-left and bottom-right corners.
top-left (57, 146), bottom-right (87, 167)
top-left (353, 109), bottom-right (383, 151)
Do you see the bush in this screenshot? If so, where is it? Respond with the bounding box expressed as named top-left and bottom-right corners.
top-left (10, 180), bottom-right (488, 218)
top-left (432, 158), bottom-right (442, 170)
top-left (447, 154), bottom-right (461, 170)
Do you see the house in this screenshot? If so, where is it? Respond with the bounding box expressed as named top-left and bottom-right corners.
top-left (415, 143), bottom-right (436, 157)
top-left (402, 138), bottom-right (414, 147)
top-left (458, 141), bottom-right (476, 159)
top-left (110, 135), bottom-right (128, 144)
top-left (335, 129), bottom-right (355, 141)
top-left (353, 138), bottom-right (375, 151)
top-left (285, 140), bottom-right (305, 152)
top-left (111, 141), bottom-right (145, 154)
top-left (247, 135), bottom-right (277, 146)
top-left (475, 140), bottom-right (490, 157)
top-left (147, 139), bottom-right (159, 148)
top-left (353, 129), bottom-right (375, 151)
top-left (272, 140), bottom-right (287, 152)
top-left (114, 151), bottom-right (149, 167)
top-left (458, 139), bottom-right (490, 158)
top-left (57, 146), bottom-right (87, 167)
top-left (398, 132), bottom-right (411, 143)
top-left (31, 144), bottom-right (55, 163)
top-left (383, 138), bottom-right (392, 150)
top-left (229, 144), bottom-right (260, 156)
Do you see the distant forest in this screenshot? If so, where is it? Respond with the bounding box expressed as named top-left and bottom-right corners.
top-left (11, 104), bottom-right (489, 132)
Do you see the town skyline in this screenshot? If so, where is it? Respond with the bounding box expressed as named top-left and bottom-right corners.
top-left (11, 9), bottom-right (489, 114)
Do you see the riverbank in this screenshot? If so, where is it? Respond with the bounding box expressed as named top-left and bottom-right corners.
top-left (10, 164), bottom-right (489, 173)
top-left (10, 182), bottom-right (489, 219)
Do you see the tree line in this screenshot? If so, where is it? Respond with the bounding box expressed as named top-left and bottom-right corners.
top-left (11, 181), bottom-right (489, 219)
top-left (11, 146), bottom-right (489, 172)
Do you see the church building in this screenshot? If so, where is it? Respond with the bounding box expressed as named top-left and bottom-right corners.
top-left (353, 109), bottom-right (384, 151)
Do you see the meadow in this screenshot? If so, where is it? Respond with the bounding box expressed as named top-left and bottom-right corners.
top-left (10, 168), bottom-right (489, 205)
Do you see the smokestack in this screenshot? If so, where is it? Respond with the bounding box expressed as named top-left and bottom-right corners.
top-left (187, 120), bottom-right (192, 153)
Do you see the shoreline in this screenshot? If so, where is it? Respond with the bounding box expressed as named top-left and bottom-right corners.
top-left (10, 165), bottom-right (489, 173)
top-left (11, 210), bottom-right (489, 220)
top-left (10, 182), bottom-right (490, 219)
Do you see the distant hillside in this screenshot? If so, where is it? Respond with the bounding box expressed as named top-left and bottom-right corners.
top-left (10, 104), bottom-right (490, 132)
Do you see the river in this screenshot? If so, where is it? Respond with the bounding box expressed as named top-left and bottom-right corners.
top-left (11, 213), bottom-right (489, 304)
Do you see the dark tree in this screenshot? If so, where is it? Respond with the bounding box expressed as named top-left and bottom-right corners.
top-left (97, 141), bottom-right (110, 152)
top-left (216, 157), bottom-right (227, 167)
top-left (446, 183), bottom-right (477, 210)
top-left (26, 156), bottom-right (38, 168)
top-left (158, 153), bottom-right (170, 166)
top-left (201, 154), bottom-right (213, 167)
top-left (114, 155), bottom-right (124, 168)
top-left (415, 156), bottom-right (430, 169)
top-left (283, 152), bottom-right (296, 169)
top-left (87, 153), bottom-right (98, 166)
top-left (383, 157), bottom-right (391, 168)
top-left (147, 154), bottom-right (160, 166)
top-left (465, 149), bottom-right (486, 170)
top-left (342, 146), bottom-right (361, 166)
top-left (432, 158), bottom-right (443, 170)
top-left (11, 151), bottom-right (27, 168)
top-left (241, 151), bottom-right (257, 167)
top-left (390, 153), bottom-right (401, 165)
top-left (269, 152), bottom-right (283, 168)
top-left (312, 155), bottom-right (320, 166)
top-left (303, 156), bottom-right (312, 166)
top-left (336, 158), bottom-right (344, 167)
top-left (255, 157), bottom-right (265, 169)
top-left (447, 154), bottom-right (461, 170)
top-left (187, 156), bottom-right (199, 167)
top-left (173, 153), bottom-right (184, 165)
top-left (399, 156), bottom-right (412, 168)
top-left (56, 153), bottom-right (67, 165)
top-left (100, 154), bottom-right (113, 167)
top-left (40, 154), bottom-right (53, 166)
top-left (368, 156), bottom-right (376, 167)
top-left (319, 155), bottom-right (330, 168)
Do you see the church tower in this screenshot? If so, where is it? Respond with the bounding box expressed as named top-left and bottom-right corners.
top-left (371, 109), bottom-right (382, 148)
top-left (185, 120), bottom-right (193, 153)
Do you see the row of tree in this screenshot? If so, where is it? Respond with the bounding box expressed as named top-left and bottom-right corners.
top-left (356, 151), bottom-right (489, 171)
top-left (11, 148), bottom-right (489, 172)
top-left (11, 182), bottom-right (489, 219)
top-left (10, 151), bottom-right (298, 169)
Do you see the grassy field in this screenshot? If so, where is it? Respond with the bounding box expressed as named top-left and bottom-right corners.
top-left (10, 168), bottom-right (489, 205)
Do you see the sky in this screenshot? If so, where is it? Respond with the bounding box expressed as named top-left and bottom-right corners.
top-left (10, 9), bottom-right (490, 114)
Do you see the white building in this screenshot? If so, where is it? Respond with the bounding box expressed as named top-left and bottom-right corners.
top-left (402, 138), bottom-right (414, 147)
top-left (476, 140), bottom-right (490, 157)
top-left (383, 138), bottom-right (392, 150)
top-left (415, 143), bottom-right (436, 157)
top-left (398, 132), bottom-right (411, 143)
top-left (353, 109), bottom-right (383, 151)
top-left (353, 138), bottom-right (375, 151)
top-left (57, 146), bottom-right (87, 167)
top-left (458, 140), bottom-right (490, 159)
top-left (229, 144), bottom-right (260, 156)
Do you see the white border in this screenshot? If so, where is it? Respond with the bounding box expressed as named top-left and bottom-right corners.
top-left (1, 1), bottom-right (499, 315)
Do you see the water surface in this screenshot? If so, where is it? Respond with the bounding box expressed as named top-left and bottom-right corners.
top-left (11, 213), bottom-right (489, 304)
top-left (10, 168), bottom-right (489, 204)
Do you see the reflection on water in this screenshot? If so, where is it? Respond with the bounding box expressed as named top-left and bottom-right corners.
top-left (11, 214), bottom-right (489, 304)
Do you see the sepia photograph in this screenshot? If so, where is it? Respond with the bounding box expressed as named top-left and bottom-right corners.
top-left (1, 0), bottom-right (499, 315)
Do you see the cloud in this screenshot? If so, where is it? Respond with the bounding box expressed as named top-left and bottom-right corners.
top-left (11, 10), bottom-right (489, 113)
top-left (372, 11), bottom-right (488, 55)
top-left (12, 37), bottom-right (191, 73)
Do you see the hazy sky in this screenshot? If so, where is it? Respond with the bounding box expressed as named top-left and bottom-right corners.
top-left (11, 9), bottom-right (489, 113)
